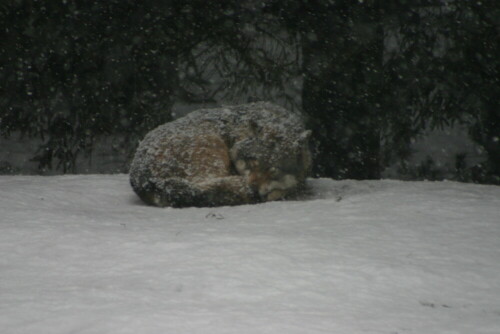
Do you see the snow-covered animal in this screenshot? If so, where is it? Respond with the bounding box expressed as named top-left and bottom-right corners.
top-left (129, 102), bottom-right (312, 207)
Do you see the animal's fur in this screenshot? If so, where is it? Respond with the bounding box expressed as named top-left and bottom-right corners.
top-left (129, 102), bottom-right (312, 207)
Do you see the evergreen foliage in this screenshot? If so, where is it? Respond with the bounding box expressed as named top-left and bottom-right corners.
top-left (263, 0), bottom-right (498, 183)
top-left (0, 0), bottom-right (498, 183)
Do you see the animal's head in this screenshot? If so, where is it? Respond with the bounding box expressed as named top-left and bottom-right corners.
top-left (230, 129), bottom-right (312, 201)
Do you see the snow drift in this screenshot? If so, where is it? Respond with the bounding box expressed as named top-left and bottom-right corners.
top-left (0, 175), bottom-right (499, 333)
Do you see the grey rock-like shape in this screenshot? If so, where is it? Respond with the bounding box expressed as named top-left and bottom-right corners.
top-left (129, 102), bottom-right (312, 207)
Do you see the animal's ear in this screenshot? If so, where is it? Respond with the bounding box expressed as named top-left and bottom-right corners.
top-left (294, 130), bottom-right (312, 147)
top-left (298, 130), bottom-right (312, 143)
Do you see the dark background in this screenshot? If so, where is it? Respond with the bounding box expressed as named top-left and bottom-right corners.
top-left (0, 0), bottom-right (498, 184)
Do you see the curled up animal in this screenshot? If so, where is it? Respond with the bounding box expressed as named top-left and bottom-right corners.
top-left (129, 102), bottom-right (312, 207)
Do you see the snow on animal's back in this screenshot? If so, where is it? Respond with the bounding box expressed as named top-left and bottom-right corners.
top-left (129, 102), bottom-right (312, 207)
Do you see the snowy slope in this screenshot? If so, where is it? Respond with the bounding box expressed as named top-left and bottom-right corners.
top-left (0, 175), bottom-right (499, 334)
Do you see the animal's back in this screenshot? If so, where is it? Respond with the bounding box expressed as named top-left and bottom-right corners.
top-left (129, 113), bottom-right (237, 207)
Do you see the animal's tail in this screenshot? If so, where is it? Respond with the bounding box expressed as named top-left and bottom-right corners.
top-left (131, 174), bottom-right (260, 207)
top-left (131, 176), bottom-right (202, 208)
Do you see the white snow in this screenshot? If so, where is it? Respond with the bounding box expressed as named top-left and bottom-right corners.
top-left (1, 175), bottom-right (499, 334)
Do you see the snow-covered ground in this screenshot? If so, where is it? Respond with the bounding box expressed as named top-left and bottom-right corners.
top-left (1, 175), bottom-right (499, 334)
